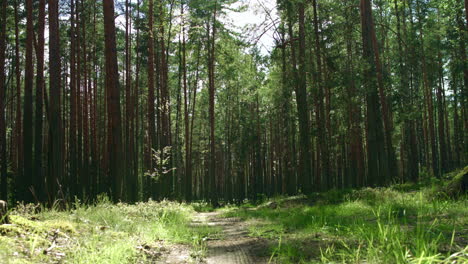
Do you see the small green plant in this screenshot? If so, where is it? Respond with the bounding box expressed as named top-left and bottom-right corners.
top-left (145, 147), bottom-right (175, 182)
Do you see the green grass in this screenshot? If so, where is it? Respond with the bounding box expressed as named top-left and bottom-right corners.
top-left (1, 169), bottom-right (466, 263)
top-left (223, 175), bottom-right (468, 263)
top-left (0, 196), bottom-right (219, 264)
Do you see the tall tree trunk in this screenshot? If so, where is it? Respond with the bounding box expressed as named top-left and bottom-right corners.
top-left (23, 0), bottom-right (34, 202)
top-left (34, 0), bottom-right (46, 201)
top-left (437, 38), bottom-right (447, 173)
top-left (416, 0), bottom-right (438, 177)
top-left (452, 52), bottom-right (461, 166)
top-left (208, 1), bottom-right (218, 206)
top-left (0, 0), bottom-right (7, 200)
top-left (395, 0), bottom-right (418, 182)
top-left (181, 2), bottom-right (192, 201)
top-left (80, 0), bottom-right (90, 197)
top-left (125, 0), bottom-right (136, 202)
top-left (278, 24), bottom-right (295, 195)
top-left (69, 0), bottom-right (78, 198)
top-left (13, 0), bottom-right (22, 176)
top-left (147, 0), bottom-right (157, 199)
top-left (360, 0), bottom-right (389, 186)
top-left (158, 0), bottom-right (172, 197)
top-left (103, 0), bottom-right (124, 201)
top-left (76, 1), bottom-right (83, 197)
top-left (370, 8), bottom-right (398, 183)
top-left (344, 1), bottom-right (364, 187)
top-left (189, 44), bottom-right (201, 199)
top-left (287, 4), bottom-right (311, 193)
top-left (48, 0), bottom-right (63, 204)
top-left (134, 0), bottom-right (141, 200)
top-left (461, 1), bottom-right (468, 164)
top-left (91, 0), bottom-right (98, 198)
top-left (312, 0), bottom-right (330, 190)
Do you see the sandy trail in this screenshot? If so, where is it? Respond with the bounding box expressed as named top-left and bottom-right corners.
top-left (157, 211), bottom-right (270, 264)
top-left (193, 212), bottom-right (270, 264)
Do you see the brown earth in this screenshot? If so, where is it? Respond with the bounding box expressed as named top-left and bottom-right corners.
top-left (158, 211), bottom-right (271, 264)
top-left (196, 212), bottom-right (270, 264)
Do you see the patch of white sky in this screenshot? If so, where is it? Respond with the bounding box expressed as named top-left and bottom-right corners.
top-left (222, 0), bottom-right (279, 55)
top-left (113, 0), bottom-right (278, 56)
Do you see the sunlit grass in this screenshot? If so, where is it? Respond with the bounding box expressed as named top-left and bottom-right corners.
top-left (223, 171), bottom-right (468, 263)
top-left (0, 196), bottom-right (219, 263)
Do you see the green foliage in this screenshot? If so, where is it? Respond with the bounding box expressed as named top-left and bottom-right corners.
top-left (0, 199), bottom-right (219, 263)
top-left (144, 147), bottom-right (175, 182)
top-left (223, 180), bottom-right (468, 263)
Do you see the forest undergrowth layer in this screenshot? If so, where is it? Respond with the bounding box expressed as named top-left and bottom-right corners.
top-left (0, 198), bottom-right (220, 263)
top-left (222, 168), bottom-right (468, 263)
top-left (0, 167), bottom-right (467, 264)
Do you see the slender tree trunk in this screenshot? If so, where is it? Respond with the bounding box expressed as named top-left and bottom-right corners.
top-left (189, 44), bottom-right (201, 199)
top-left (181, 3), bottom-right (192, 201)
top-left (76, 2), bottom-right (84, 197)
top-left (360, 0), bottom-right (388, 186)
top-left (80, 0), bottom-right (90, 197)
top-left (0, 0), bottom-right (7, 200)
top-left (208, 1), bottom-right (218, 206)
top-left (134, 0), bottom-right (141, 200)
top-left (147, 0), bottom-right (157, 199)
top-left (124, 0), bottom-right (136, 202)
top-left (437, 37), bottom-right (447, 173)
top-left (461, 1), bottom-right (468, 164)
top-left (48, 0), bottom-right (63, 204)
top-left (312, 0), bottom-right (330, 190)
top-left (103, 0), bottom-right (124, 202)
top-left (452, 52), bottom-right (461, 166)
top-left (13, 0), bottom-right (22, 176)
top-left (91, 0), bottom-right (98, 198)
top-left (34, 0), bottom-right (46, 201)
top-left (157, 0), bottom-right (172, 197)
top-left (416, 0), bottom-right (438, 177)
top-left (370, 9), bottom-right (397, 183)
top-left (287, 5), bottom-right (310, 193)
top-left (344, 2), bottom-right (364, 187)
top-left (23, 0), bottom-right (34, 202)
top-left (69, 0), bottom-right (78, 198)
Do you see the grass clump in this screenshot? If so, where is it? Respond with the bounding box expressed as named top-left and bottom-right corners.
top-left (0, 197), bottom-right (218, 264)
top-left (224, 173), bottom-right (468, 263)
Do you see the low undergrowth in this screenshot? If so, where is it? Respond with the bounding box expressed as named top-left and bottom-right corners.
top-left (0, 196), bottom-right (219, 263)
top-left (223, 169), bottom-right (468, 263)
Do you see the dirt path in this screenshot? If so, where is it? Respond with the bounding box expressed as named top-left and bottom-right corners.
top-left (193, 212), bottom-right (270, 264)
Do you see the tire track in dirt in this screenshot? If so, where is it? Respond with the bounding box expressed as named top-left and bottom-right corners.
top-left (193, 212), bottom-right (270, 264)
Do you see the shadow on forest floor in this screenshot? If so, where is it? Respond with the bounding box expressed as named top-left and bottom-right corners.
top-left (220, 167), bottom-right (468, 263)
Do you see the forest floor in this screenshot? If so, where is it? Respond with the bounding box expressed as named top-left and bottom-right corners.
top-left (1, 167), bottom-right (467, 263)
top-left (193, 211), bottom-right (270, 264)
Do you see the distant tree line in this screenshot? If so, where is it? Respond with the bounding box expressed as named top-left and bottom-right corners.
top-left (0, 0), bottom-right (466, 205)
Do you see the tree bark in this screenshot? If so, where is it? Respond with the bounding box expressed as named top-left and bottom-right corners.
top-left (181, 3), bottom-right (192, 201)
top-left (69, 0), bottom-right (78, 198)
top-left (0, 0), bottom-right (7, 200)
top-left (48, 0), bottom-right (63, 204)
top-left (34, 0), bottom-right (46, 201)
top-left (103, 0), bottom-right (124, 201)
top-left (13, 0), bottom-right (22, 176)
top-left (344, 2), bottom-right (364, 187)
top-left (416, 0), bottom-right (438, 177)
top-left (360, 0), bottom-right (389, 186)
top-left (147, 0), bottom-right (157, 199)
top-left (22, 0), bottom-right (34, 202)
top-left (208, 1), bottom-right (218, 206)
top-left (312, 0), bottom-right (330, 190)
